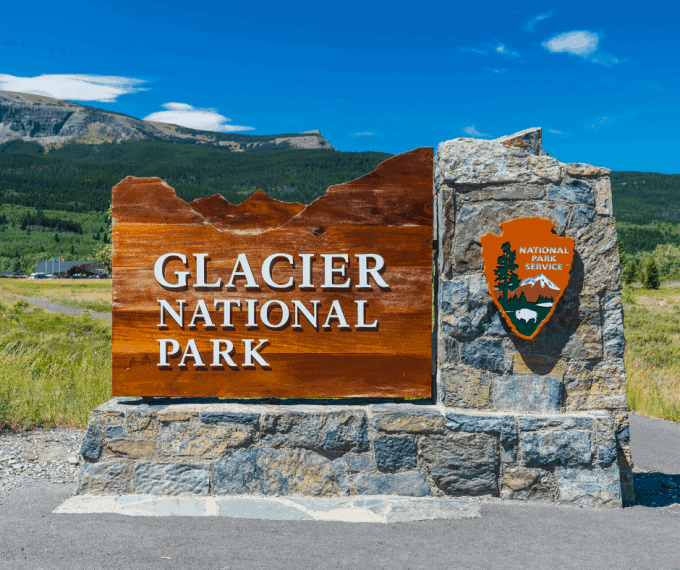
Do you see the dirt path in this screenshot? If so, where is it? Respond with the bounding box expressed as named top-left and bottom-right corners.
top-left (0, 291), bottom-right (111, 321)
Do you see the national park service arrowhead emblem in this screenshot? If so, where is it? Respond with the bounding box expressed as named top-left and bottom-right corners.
top-left (480, 217), bottom-right (574, 340)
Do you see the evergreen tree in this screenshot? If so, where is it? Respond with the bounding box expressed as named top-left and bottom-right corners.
top-left (71, 244), bottom-right (75, 254)
top-left (624, 259), bottom-right (638, 285)
top-left (494, 242), bottom-right (520, 301)
top-left (103, 233), bottom-right (108, 244)
top-left (54, 232), bottom-right (60, 242)
top-left (643, 258), bottom-right (661, 289)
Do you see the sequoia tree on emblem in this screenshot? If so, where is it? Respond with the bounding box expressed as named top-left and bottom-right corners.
top-left (480, 217), bottom-right (575, 340)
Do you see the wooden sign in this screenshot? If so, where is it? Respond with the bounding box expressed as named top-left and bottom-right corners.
top-left (480, 217), bottom-right (574, 340)
top-left (112, 148), bottom-right (434, 398)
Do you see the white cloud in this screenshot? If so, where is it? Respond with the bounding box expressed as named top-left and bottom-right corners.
top-left (524, 11), bottom-right (554, 32)
top-left (543, 31), bottom-right (599, 55)
top-left (354, 132), bottom-right (375, 137)
top-left (585, 116), bottom-right (614, 131)
top-left (482, 67), bottom-right (506, 74)
top-left (463, 125), bottom-right (491, 138)
top-left (496, 44), bottom-right (521, 59)
top-left (547, 129), bottom-right (563, 135)
top-left (542, 30), bottom-right (623, 67)
top-left (143, 103), bottom-right (254, 132)
top-left (0, 74), bottom-right (145, 102)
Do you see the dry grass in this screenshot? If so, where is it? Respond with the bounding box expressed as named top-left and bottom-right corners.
top-left (623, 285), bottom-right (680, 422)
top-left (0, 279), bottom-right (112, 312)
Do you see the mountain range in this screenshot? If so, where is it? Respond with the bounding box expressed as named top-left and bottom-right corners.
top-left (0, 91), bottom-right (335, 152)
top-left (495, 273), bottom-right (560, 303)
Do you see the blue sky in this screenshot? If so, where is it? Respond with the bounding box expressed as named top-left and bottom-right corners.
top-left (1, 1), bottom-right (677, 173)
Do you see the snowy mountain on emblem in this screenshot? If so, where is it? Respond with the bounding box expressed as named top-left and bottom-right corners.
top-left (519, 274), bottom-right (560, 290)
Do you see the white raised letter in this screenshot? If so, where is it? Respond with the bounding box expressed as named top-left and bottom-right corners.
top-left (322, 254), bottom-right (350, 289)
top-left (245, 299), bottom-right (258, 327)
top-left (193, 254), bottom-right (221, 288)
top-left (179, 339), bottom-right (204, 367)
top-left (188, 299), bottom-right (214, 328)
top-left (211, 339), bottom-right (236, 367)
top-left (260, 300), bottom-right (290, 329)
top-left (299, 254), bottom-right (315, 288)
top-left (261, 253), bottom-right (294, 289)
top-left (157, 339), bottom-right (180, 366)
top-left (292, 300), bottom-right (320, 328)
top-left (243, 339), bottom-right (270, 367)
top-left (157, 299), bottom-right (186, 328)
top-left (226, 254), bottom-right (259, 288)
top-left (355, 254), bottom-right (388, 288)
top-left (214, 300), bottom-right (241, 327)
top-left (323, 300), bottom-right (350, 328)
top-left (154, 253), bottom-right (190, 288)
top-left (355, 300), bottom-right (378, 328)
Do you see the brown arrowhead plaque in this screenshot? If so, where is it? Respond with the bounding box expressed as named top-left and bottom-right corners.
top-left (480, 217), bottom-right (574, 340)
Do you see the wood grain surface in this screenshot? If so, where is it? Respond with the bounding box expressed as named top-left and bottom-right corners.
top-left (112, 147), bottom-right (433, 398)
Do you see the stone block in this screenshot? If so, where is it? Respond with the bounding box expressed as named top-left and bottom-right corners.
top-left (373, 413), bottom-right (446, 434)
top-left (547, 179), bottom-right (595, 206)
top-left (592, 177), bottom-right (613, 215)
top-left (492, 375), bottom-right (562, 413)
top-left (441, 367), bottom-right (492, 409)
top-left (494, 127), bottom-right (542, 156)
top-left (569, 205), bottom-right (595, 229)
top-left (78, 462), bottom-right (134, 495)
top-left (157, 411), bottom-right (197, 423)
top-left (459, 338), bottom-right (505, 372)
top-left (555, 465), bottom-right (622, 508)
top-left (159, 423), bottom-right (251, 458)
top-left (374, 436), bottom-right (417, 471)
top-left (563, 163), bottom-right (611, 178)
top-left (501, 466), bottom-right (552, 501)
top-left (420, 433), bottom-right (498, 496)
top-left (343, 455), bottom-right (373, 473)
top-left (596, 415), bottom-right (617, 466)
top-left (261, 411), bottom-right (369, 453)
top-left (602, 294), bottom-right (625, 357)
top-left (200, 412), bottom-right (260, 426)
top-left (439, 274), bottom-right (494, 338)
top-left (568, 216), bottom-right (620, 294)
top-left (520, 431), bottom-right (592, 467)
top-left (355, 472), bottom-right (431, 497)
top-left (544, 295), bottom-right (603, 360)
top-left (79, 425), bottom-right (102, 461)
top-left (125, 413), bottom-right (157, 438)
top-left (104, 440), bottom-right (156, 460)
top-left (213, 448), bottom-right (347, 496)
top-left (438, 337), bottom-right (459, 365)
top-left (434, 136), bottom-right (562, 186)
top-left (135, 463), bottom-right (210, 496)
top-left (105, 426), bottom-right (124, 438)
top-left (88, 410), bottom-right (123, 426)
top-left (518, 415), bottom-right (592, 431)
top-left (459, 184), bottom-right (545, 202)
top-left (564, 359), bottom-right (627, 412)
top-left (445, 412), bottom-right (518, 444)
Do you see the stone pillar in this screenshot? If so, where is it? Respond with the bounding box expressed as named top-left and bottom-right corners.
top-left (434, 127), bottom-right (634, 505)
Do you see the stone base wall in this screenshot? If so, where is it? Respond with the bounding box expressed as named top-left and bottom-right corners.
top-left (78, 398), bottom-right (623, 508)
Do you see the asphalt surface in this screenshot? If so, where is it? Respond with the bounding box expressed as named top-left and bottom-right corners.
top-left (1, 414), bottom-right (679, 570)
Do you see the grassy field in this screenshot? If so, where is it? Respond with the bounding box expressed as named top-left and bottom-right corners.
top-left (0, 279), bottom-right (112, 313)
top-left (0, 280), bottom-right (679, 429)
top-left (0, 298), bottom-right (111, 430)
top-left (623, 285), bottom-right (680, 422)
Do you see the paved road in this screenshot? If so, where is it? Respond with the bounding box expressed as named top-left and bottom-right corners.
top-left (1, 414), bottom-right (679, 570)
top-left (0, 291), bottom-right (111, 321)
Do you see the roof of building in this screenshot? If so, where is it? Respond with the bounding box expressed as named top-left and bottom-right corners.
top-left (35, 260), bottom-right (104, 274)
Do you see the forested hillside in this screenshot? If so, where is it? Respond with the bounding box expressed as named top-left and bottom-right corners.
top-left (611, 171), bottom-right (680, 251)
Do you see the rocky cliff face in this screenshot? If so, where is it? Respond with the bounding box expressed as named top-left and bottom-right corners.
top-left (0, 91), bottom-right (336, 151)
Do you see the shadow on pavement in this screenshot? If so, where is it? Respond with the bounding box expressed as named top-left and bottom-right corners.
top-left (633, 472), bottom-right (680, 507)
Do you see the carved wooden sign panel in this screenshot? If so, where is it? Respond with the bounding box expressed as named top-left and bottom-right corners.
top-left (112, 148), bottom-right (433, 398)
